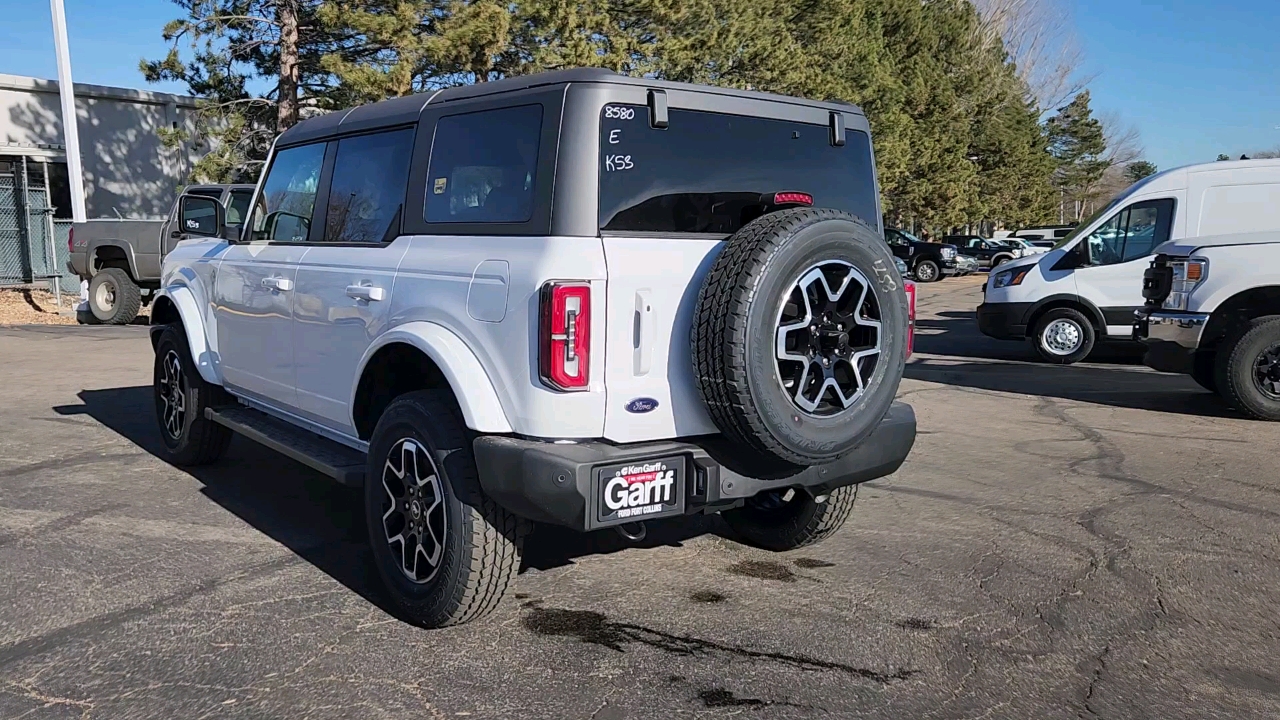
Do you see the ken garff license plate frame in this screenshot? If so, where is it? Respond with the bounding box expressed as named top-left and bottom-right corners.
top-left (592, 455), bottom-right (686, 527)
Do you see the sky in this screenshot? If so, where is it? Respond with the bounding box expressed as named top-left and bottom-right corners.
top-left (1, 0), bottom-right (1278, 171)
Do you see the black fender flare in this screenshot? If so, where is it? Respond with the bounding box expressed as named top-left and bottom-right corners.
top-left (1024, 294), bottom-right (1106, 334)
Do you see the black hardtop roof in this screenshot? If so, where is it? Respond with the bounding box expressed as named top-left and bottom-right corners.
top-left (276, 68), bottom-right (866, 148)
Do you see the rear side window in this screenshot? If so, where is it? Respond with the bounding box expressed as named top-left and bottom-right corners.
top-left (425, 105), bottom-right (542, 224)
top-left (251, 143), bottom-right (326, 242)
top-left (599, 106), bottom-right (878, 234)
top-left (325, 128), bottom-right (415, 243)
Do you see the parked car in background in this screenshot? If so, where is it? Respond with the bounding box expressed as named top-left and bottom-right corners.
top-left (1135, 231), bottom-right (1280, 419)
top-left (895, 256), bottom-right (910, 277)
top-left (1011, 225), bottom-right (1075, 245)
top-left (147, 69), bottom-right (918, 628)
top-left (68, 184), bottom-right (255, 324)
top-left (979, 158), bottom-right (1280, 363)
top-left (885, 228), bottom-right (958, 282)
top-left (955, 254), bottom-right (979, 275)
top-left (942, 234), bottom-right (1023, 270)
top-left (1001, 237), bottom-right (1049, 256)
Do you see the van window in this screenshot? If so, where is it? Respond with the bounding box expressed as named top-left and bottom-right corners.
top-left (1198, 184), bottom-right (1280, 236)
top-left (599, 107), bottom-right (879, 234)
top-left (425, 105), bottom-right (542, 224)
top-left (325, 128), bottom-right (415, 243)
top-left (1083, 198), bottom-right (1175, 266)
top-left (251, 143), bottom-right (326, 242)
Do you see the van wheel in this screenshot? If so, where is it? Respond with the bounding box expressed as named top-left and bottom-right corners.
top-left (914, 260), bottom-right (940, 283)
top-left (88, 268), bottom-right (142, 324)
top-left (153, 325), bottom-right (232, 466)
top-left (723, 485), bottom-right (857, 551)
top-left (1032, 307), bottom-right (1095, 364)
top-left (1216, 316), bottom-right (1280, 421)
top-left (365, 390), bottom-right (527, 628)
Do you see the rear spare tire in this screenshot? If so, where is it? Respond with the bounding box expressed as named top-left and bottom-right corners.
top-left (692, 208), bottom-right (908, 467)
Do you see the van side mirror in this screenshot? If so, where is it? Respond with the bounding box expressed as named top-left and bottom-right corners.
top-left (1052, 241), bottom-right (1089, 271)
top-left (177, 194), bottom-right (225, 239)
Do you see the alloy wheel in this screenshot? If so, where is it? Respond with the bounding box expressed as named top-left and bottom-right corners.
top-left (774, 260), bottom-right (882, 416)
top-left (1253, 342), bottom-right (1280, 400)
top-left (381, 438), bottom-right (447, 584)
top-left (95, 280), bottom-right (116, 312)
top-left (158, 349), bottom-right (186, 438)
top-left (916, 263), bottom-right (937, 281)
top-left (1041, 319), bottom-right (1082, 356)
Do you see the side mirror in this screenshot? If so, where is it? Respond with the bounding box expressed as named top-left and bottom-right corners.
top-left (177, 194), bottom-right (225, 239)
top-left (1052, 241), bottom-right (1089, 271)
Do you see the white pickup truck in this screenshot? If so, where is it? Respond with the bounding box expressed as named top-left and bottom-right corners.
top-left (1135, 232), bottom-right (1280, 420)
top-left (148, 69), bottom-right (917, 627)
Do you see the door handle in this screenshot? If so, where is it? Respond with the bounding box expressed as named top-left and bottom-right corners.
top-left (261, 276), bottom-right (293, 292)
top-left (346, 284), bottom-right (385, 302)
top-left (633, 290), bottom-right (653, 375)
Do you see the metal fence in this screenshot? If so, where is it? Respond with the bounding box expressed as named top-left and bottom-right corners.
top-left (0, 162), bottom-right (78, 295)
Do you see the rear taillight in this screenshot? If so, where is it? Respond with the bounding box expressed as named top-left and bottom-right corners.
top-left (772, 192), bottom-right (813, 206)
top-left (539, 281), bottom-right (591, 391)
top-left (904, 280), bottom-right (916, 359)
top-left (68, 228), bottom-right (74, 254)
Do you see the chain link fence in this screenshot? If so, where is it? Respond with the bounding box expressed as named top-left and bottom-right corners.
top-left (0, 162), bottom-right (79, 295)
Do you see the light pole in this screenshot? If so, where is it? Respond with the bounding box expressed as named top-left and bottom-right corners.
top-left (50, 0), bottom-right (87, 223)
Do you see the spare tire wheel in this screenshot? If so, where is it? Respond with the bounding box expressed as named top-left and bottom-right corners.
top-left (692, 208), bottom-right (908, 467)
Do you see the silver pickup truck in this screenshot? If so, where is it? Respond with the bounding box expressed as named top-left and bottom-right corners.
top-left (68, 184), bottom-right (254, 324)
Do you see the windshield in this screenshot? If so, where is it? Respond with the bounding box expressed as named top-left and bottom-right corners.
top-left (1052, 198), bottom-right (1122, 250)
top-left (897, 229), bottom-right (924, 243)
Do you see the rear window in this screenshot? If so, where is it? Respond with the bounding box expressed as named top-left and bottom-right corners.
top-left (599, 106), bottom-right (878, 234)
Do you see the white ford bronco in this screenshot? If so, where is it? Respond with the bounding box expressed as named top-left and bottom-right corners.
top-left (149, 69), bottom-right (917, 627)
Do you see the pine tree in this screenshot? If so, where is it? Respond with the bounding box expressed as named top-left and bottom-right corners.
top-left (1124, 160), bottom-right (1157, 183)
top-left (1045, 91), bottom-right (1109, 221)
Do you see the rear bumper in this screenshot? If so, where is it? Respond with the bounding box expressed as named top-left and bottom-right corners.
top-left (977, 302), bottom-right (1032, 340)
top-left (473, 401), bottom-right (917, 531)
top-left (1133, 308), bottom-right (1210, 374)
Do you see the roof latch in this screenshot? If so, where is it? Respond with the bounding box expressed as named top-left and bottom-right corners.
top-left (829, 111), bottom-right (846, 147)
top-left (648, 90), bottom-right (669, 129)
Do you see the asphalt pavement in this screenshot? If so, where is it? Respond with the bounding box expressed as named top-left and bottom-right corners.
top-left (1, 275), bottom-right (1278, 719)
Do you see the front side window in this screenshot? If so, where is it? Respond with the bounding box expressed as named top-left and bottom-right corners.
top-left (251, 142), bottom-right (326, 242)
top-left (599, 106), bottom-right (879, 234)
top-left (425, 105), bottom-right (542, 224)
top-left (1083, 198), bottom-right (1175, 266)
top-left (226, 189), bottom-right (253, 226)
top-left (325, 128), bottom-right (415, 243)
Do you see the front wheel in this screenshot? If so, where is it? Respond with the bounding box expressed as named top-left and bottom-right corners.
top-left (153, 325), bottom-right (232, 465)
top-left (722, 485), bottom-right (857, 551)
top-left (365, 390), bottom-right (527, 628)
top-left (1216, 316), bottom-right (1280, 420)
top-left (914, 259), bottom-right (941, 283)
top-left (1032, 307), bottom-right (1095, 364)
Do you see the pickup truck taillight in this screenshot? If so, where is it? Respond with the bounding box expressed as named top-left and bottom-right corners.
top-left (539, 282), bottom-right (591, 391)
top-left (904, 280), bottom-right (916, 359)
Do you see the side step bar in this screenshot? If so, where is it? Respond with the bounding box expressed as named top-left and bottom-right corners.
top-left (205, 406), bottom-right (366, 487)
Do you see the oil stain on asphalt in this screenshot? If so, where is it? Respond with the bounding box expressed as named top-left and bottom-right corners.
top-left (726, 560), bottom-right (796, 582)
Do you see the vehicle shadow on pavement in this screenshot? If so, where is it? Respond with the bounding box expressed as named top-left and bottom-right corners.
top-left (915, 310), bottom-right (1147, 364)
top-left (53, 386), bottom-right (396, 615)
top-left (51, 386), bottom-right (734, 610)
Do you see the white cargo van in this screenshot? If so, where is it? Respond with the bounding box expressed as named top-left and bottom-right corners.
top-left (977, 159), bottom-right (1280, 363)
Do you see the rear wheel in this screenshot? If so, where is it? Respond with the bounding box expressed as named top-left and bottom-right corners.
top-left (722, 485), bottom-right (857, 551)
top-left (88, 267), bottom-right (142, 324)
top-left (365, 390), bottom-right (527, 628)
top-left (914, 259), bottom-right (940, 283)
top-left (1032, 307), bottom-right (1095, 364)
top-left (1216, 316), bottom-right (1280, 421)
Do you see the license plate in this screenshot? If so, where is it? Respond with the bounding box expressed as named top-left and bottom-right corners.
top-left (594, 456), bottom-right (685, 525)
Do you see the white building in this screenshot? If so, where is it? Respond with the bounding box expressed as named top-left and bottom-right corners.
top-left (0, 73), bottom-right (202, 219)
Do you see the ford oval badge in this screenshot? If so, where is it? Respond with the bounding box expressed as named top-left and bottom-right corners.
top-left (625, 397), bottom-right (659, 414)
